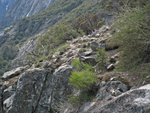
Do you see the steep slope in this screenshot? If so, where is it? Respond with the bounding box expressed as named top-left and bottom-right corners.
top-left (0, 0), bottom-right (119, 76)
top-left (0, 1), bottom-right (150, 113)
top-left (0, 0), bottom-right (55, 28)
top-left (1, 25), bottom-right (150, 113)
top-left (0, 0), bottom-right (16, 20)
top-left (0, 0), bottom-right (117, 50)
top-left (0, 0), bottom-right (85, 76)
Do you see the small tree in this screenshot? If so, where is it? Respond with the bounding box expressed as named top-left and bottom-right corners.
top-left (72, 13), bottom-right (99, 34)
top-left (69, 59), bottom-right (97, 104)
top-left (70, 70), bottom-right (97, 90)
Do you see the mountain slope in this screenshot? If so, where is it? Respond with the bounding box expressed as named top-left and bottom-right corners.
top-left (0, 1), bottom-right (150, 113)
top-left (0, 0), bottom-right (119, 75)
top-left (1, 25), bottom-right (150, 113)
top-left (2, 0), bottom-right (116, 46)
top-left (0, 0), bottom-right (16, 20)
top-left (0, 0), bottom-right (55, 28)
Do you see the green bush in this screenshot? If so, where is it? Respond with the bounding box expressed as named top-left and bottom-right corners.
top-left (71, 58), bottom-right (82, 70)
top-left (57, 43), bottom-right (69, 53)
top-left (97, 20), bottom-right (105, 28)
top-left (71, 58), bottom-right (93, 71)
top-left (95, 49), bottom-right (106, 71)
top-left (69, 65), bottom-right (97, 105)
top-left (70, 58), bottom-right (96, 90)
top-left (113, 3), bottom-right (150, 71)
top-left (70, 70), bottom-right (97, 90)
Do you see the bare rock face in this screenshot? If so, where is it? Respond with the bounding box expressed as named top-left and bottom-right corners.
top-left (0, 0), bottom-right (55, 28)
top-left (0, 0), bottom-right (16, 20)
top-left (2, 66), bottom-right (29, 81)
top-left (2, 65), bottom-right (73, 113)
top-left (86, 84), bottom-right (150, 113)
top-left (62, 84), bottom-right (150, 113)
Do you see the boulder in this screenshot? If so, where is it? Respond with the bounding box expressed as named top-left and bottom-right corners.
top-left (91, 26), bottom-right (110, 37)
top-left (3, 65), bottom-right (73, 113)
top-left (95, 33), bottom-right (100, 38)
top-left (2, 66), bottom-right (29, 81)
top-left (96, 81), bottom-right (128, 102)
top-left (90, 41), bottom-right (105, 52)
top-left (107, 64), bottom-right (115, 71)
top-left (62, 81), bottom-right (128, 113)
top-left (90, 42), bottom-right (100, 51)
top-left (79, 50), bottom-right (96, 57)
top-left (110, 53), bottom-right (120, 63)
top-left (42, 61), bottom-right (51, 69)
top-left (80, 55), bottom-right (97, 66)
top-left (79, 50), bottom-right (97, 66)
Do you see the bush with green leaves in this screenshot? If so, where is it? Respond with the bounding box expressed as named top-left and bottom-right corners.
top-left (70, 70), bottom-right (97, 90)
top-left (71, 58), bottom-right (93, 71)
top-left (69, 58), bottom-right (97, 104)
top-left (97, 20), bottom-right (105, 28)
top-left (95, 49), bottom-right (106, 71)
top-left (70, 58), bottom-right (96, 90)
top-left (113, 2), bottom-right (150, 71)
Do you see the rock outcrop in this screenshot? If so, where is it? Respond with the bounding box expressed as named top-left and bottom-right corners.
top-left (86, 84), bottom-right (150, 113)
top-left (1, 66), bottom-right (29, 81)
top-left (1, 65), bottom-right (73, 113)
top-left (62, 84), bottom-right (150, 113)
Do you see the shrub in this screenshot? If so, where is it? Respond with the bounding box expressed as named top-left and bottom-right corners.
top-left (72, 13), bottom-right (100, 34)
top-left (71, 58), bottom-right (82, 70)
top-left (95, 49), bottom-right (106, 71)
top-left (69, 69), bottom-right (97, 105)
top-left (70, 70), bottom-right (97, 90)
top-left (97, 20), bottom-right (105, 28)
top-left (57, 43), bottom-right (69, 53)
top-left (119, 0), bottom-right (149, 7)
top-left (71, 58), bottom-right (93, 71)
top-left (113, 3), bottom-right (150, 71)
top-left (105, 37), bottom-right (120, 51)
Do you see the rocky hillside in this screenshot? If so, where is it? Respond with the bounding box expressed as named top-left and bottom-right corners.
top-left (0, 1), bottom-right (150, 113)
top-left (0, 0), bottom-right (55, 28)
top-left (0, 25), bottom-right (150, 113)
top-left (0, 0), bottom-right (119, 76)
